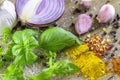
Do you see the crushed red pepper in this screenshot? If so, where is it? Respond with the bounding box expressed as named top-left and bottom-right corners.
top-left (85, 34), bottom-right (111, 57)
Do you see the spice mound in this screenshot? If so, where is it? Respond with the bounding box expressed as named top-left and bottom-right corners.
top-left (66, 44), bottom-right (106, 80)
top-left (110, 57), bottom-right (120, 76)
top-left (85, 34), bottom-right (111, 57)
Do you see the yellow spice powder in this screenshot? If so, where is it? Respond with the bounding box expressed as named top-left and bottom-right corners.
top-left (66, 44), bottom-right (106, 80)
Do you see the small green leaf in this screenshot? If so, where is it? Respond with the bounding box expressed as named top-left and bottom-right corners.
top-left (53, 60), bottom-right (80, 76)
top-left (39, 27), bottom-right (83, 52)
top-left (45, 51), bottom-right (56, 67)
top-left (3, 64), bottom-right (24, 80)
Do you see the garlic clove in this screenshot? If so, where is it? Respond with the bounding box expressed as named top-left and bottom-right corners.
top-left (75, 14), bottom-right (92, 35)
top-left (80, 0), bottom-right (91, 9)
top-left (96, 4), bottom-right (115, 23)
top-left (0, 0), bottom-right (17, 35)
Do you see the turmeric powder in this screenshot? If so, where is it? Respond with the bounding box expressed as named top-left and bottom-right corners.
top-left (66, 44), bottom-right (106, 80)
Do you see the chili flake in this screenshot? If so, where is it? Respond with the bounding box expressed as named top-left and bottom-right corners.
top-left (85, 34), bottom-right (111, 57)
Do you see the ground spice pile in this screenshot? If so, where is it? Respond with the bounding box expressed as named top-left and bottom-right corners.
top-left (110, 57), bottom-right (120, 76)
top-left (66, 44), bottom-right (106, 80)
top-left (85, 34), bottom-right (111, 57)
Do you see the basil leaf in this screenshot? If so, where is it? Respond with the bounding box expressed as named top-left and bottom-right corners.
top-left (39, 27), bottom-right (83, 52)
top-left (3, 64), bottom-right (24, 80)
top-left (53, 60), bottom-right (80, 76)
top-left (28, 60), bottom-right (79, 80)
top-left (12, 29), bottom-right (38, 65)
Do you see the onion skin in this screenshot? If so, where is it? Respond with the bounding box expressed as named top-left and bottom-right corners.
top-left (96, 4), bottom-right (115, 23)
top-left (0, 0), bottom-right (17, 35)
top-left (75, 14), bottom-right (92, 35)
top-left (15, 0), bottom-right (65, 26)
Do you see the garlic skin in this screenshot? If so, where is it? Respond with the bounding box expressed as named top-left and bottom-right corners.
top-left (0, 0), bottom-right (17, 35)
top-left (75, 14), bottom-right (92, 35)
top-left (96, 4), bottom-right (115, 23)
top-left (80, 0), bottom-right (91, 9)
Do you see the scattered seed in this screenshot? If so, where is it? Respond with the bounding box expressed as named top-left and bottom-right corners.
top-left (109, 44), bottom-right (114, 49)
top-left (111, 53), bottom-right (115, 57)
top-left (70, 23), bottom-right (75, 27)
top-left (73, 8), bottom-right (81, 14)
top-left (116, 14), bottom-right (120, 20)
top-left (53, 23), bottom-right (58, 26)
top-left (113, 47), bottom-right (118, 52)
top-left (89, 13), bottom-right (93, 17)
top-left (112, 19), bottom-right (116, 23)
top-left (104, 52), bottom-right (109, 56)
top-left (113, 35), bottom-right (116, 38)
top-left (101, 31), bottom-right (107, 36)
top-left (94, 14), bottom-right (98, 18)
top-left (109, 31), bottom-right (116, 35)
top-left (113, 22), bottom-right (120, 29)
top-left (105, 0), bottom-right (110, 4)
top-left (113, 38), bottom-right (118, 42)
top-left (107, 76), bottom-right (114, 80)
top-left (75, 1), bottom-right (78, 4)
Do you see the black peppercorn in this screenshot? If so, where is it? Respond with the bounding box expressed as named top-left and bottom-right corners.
top-left (113, 38), bottom-right (118, 42)
top-left (116, 14), bottom-right (120, 20)
top-left (75, 1), bottom-right (78, 4)
top-left (89, 13), bottom-right (93, 17)
top-left (101, 31), bottom-right (107, 36)
top-left (70, 23), bottom-right (75, 27)
top-left (110, 31), bottom-right (116, 35)
top-left (73, 8), bottom-right (81, 14)
top-left (113, 22), bottom-right (120, 29)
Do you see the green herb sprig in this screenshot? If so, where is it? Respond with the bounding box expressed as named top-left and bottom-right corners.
top-left (0, 27), bottom-right (82, 80)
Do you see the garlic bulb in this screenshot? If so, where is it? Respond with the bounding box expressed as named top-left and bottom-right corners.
top-left (0, 0), bottom-right (17, 35)
top-left (96, 4), bottom-right (115, 23)
top-left (75, 14), bottom-right (92, 35)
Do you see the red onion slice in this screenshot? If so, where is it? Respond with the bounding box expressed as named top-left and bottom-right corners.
top-left (15, 0), bottom-right (65, 26)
